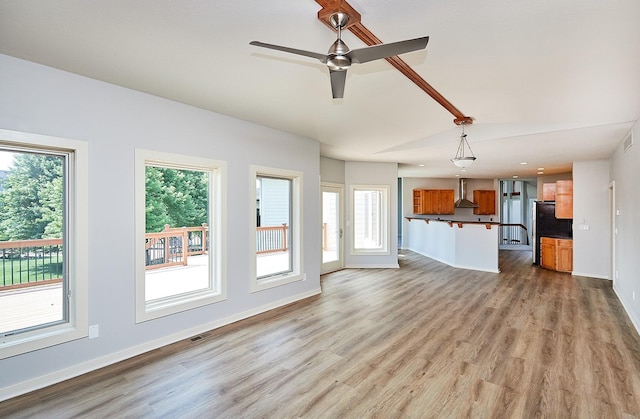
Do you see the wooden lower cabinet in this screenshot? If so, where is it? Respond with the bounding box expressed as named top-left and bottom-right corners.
top-left (540, 237), bottom-right (556, 270)
top-left (540, 237), bottom-right (573, 272)
top-left (556, 239), bottom-right (573, 272)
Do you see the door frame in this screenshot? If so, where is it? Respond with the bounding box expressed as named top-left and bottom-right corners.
top-left (610, 180), bottom-right (616, 283)
top-left (321, 182), bottom-right (344, 274)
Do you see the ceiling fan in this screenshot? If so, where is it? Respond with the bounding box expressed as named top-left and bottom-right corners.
top-left (250, 12), bottom-right (429, 99)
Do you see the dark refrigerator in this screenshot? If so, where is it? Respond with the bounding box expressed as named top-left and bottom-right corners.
top-left (532, 201), bottom-right (573, 265)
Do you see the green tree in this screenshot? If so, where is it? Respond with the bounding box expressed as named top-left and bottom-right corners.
top-left (0, 153), bottom-right (63, 241)
top-left (144, 166), bottom-right (208, 233)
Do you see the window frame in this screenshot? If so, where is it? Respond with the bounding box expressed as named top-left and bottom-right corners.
top-left (350, 184), bottom-right (390, 256)
top-left (0, 129), bottom-right (88, 360)
top-left (135, 149), bottom-right (227, 323)
top-left (250, 165), bottom-right (303, 292)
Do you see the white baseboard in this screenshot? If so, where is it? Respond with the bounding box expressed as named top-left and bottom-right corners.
top-left (613, 284), bottom-right (640, 338)
top-left (571, 271), bottom-right (610, 280)
top-left (0, 287), bottom-right (321, 402)
top-left (344, 263), bottom-right (400, 269)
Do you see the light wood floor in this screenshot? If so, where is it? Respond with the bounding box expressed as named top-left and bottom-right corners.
top-left (2, 250), bottom-right (640, 418)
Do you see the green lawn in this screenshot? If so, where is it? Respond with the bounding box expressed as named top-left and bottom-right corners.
top-left (1, 257), bottom-right (64, 287)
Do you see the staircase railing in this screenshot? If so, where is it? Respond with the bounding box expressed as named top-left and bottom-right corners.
top-left (499, 223), bottom-right (530, 246)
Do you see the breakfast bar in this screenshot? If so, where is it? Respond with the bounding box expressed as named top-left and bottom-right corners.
top-left (404, 217), bottom-right (500, 273)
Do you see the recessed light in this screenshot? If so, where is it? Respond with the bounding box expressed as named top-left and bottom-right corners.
top-left (418, 164), bottom-right (425, 167)
top-left (537, 171), bottom-right (544, 175)
top-left (520, 162), bottom-right (528, 165)
top-left (537, 167), bottom-right (544, 171)
top-left (455, 174), bottom-right (461, 177)
top-left (513, 175), bottom-right (519, 178)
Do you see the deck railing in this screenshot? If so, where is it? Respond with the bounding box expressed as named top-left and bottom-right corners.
top-left (0, 238), bottom-right (64, 290)
top-left (256, 224), bottom-right (288, 254)
top-left (145, 224), bottom-right (208, 270)
top-left (1, 222), bottom-right (291, 288)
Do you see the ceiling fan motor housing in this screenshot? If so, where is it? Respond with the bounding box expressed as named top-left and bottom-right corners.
top-left (327, 39), bottom-right (351, 70)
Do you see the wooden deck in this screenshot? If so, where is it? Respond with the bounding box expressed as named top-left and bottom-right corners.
top-left (2, 249), bottom-right (640, 417)
top-left (0, 253), bottom-right (290, 334)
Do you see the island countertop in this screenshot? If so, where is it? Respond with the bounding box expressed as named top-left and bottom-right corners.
top-left (405, 216), bottom-right (500, 229)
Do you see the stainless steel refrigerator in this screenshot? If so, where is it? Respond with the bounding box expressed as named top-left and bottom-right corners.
top-left (532, 201), bottom-right (573, 265)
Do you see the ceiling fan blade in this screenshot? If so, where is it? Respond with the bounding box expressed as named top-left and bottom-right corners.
top-left (329, 70), bottom-right (347, 99)
top-left (249, 41), bottom-right (328, 63)
top-left (348, 36), bottom-right (429, 64)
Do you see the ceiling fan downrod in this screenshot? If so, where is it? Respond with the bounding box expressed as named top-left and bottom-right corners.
top-left (327, 13), bottom-right (351, 71)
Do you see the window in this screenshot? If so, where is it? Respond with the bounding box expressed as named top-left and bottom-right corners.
top-left (0, 129), bottom-right (88, 359)
top-left (251, 166), bottom-right (303, 291)
top-left (351, 185), bottom-right (389, 255)
top-left (135, 149), bottom-right (226, 322)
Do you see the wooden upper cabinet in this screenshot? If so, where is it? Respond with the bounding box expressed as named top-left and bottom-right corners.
top-left (413, 189), bottom-right (424, 214)
top-left (438, 189), bottom-right (455, 215)
top-left (555, 180), bottom-right (573, 219)
top-left (473, 190), bottom-right (496, 215)
top-left (542, 183), bottom-right (556, 201)
top-left (412, 189), bottom-right (454, 215)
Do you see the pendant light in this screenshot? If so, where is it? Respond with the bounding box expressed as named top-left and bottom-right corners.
top-left (451, 122), bottom-right (476, 168)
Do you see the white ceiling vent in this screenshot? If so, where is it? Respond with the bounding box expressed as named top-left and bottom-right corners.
top-left (623, 131), bottom-right (633, 152)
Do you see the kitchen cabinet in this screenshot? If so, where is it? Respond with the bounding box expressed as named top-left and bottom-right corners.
top-left (540, 236), bottom-right (572, 272)
top-left (438, 190), bottom-right (455, 214)
top-left (556, 239), bottom-right (573, 272)
top-left (542, 183), bottom-right (556, 201)
top-left (413, 189), bottom-right (424, 214)
top-left (540, 237), bottom-right (556, 270)
top-left (555, 180), bottom-right (573, 219)
top-left (473, 190), bottom-right (496, 215)
top-left (412, 189), bottom-right (454, 215)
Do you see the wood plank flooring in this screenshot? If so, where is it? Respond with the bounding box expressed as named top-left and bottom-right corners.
top-left (2, 250), bottom-right (640, 418)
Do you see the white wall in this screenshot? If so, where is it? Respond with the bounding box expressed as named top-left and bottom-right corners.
top-left (610, 122), bottom-right (640, 333)
top-left (344, 161), bottom-right (398, 268)
top-left (0, 54), bottom-right (321, 396)
top-left (320, 156), bottom-right (345, 184)
top-left (572, 160), bottom-right (610, 279)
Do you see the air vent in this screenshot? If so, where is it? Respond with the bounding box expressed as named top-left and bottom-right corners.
top-left (189, 335), bottom-right (203, 342)
top-left (623, 131), bottom-right (633, 152)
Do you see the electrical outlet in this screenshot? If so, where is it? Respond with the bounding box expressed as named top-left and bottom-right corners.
top-left (89, 324), bottom-right (99, 339)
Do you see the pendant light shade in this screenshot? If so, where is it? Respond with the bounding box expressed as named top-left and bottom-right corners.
top-left (451, 122), bottom-right (476, 168)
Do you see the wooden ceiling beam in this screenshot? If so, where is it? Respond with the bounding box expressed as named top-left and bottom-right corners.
top-left (315, 0), bottom-right (473, 125)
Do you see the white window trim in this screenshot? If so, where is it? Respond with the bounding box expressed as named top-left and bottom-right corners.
top-left (0, 129), bottom-right (88, 359)
top-left (350, 184), bottom-right (390, 256)
top-left (250, 165), bottom-right (304, 292)
top-left (135, 149), bottom-right (227, 323)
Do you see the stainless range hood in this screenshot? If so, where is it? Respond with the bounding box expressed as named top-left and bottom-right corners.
top-left (454, 178), bottom-right (478, 208)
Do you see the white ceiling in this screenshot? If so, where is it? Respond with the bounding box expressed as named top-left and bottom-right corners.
top-left (1, 0), bottom-right (639, 179)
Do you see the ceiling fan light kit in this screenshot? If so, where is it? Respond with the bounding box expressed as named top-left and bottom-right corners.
top-left (451, 122), bottom-right (477, 168)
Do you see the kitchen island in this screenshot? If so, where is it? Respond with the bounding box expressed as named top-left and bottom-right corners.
top-left (404, 217), bottom-right (500, 273)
